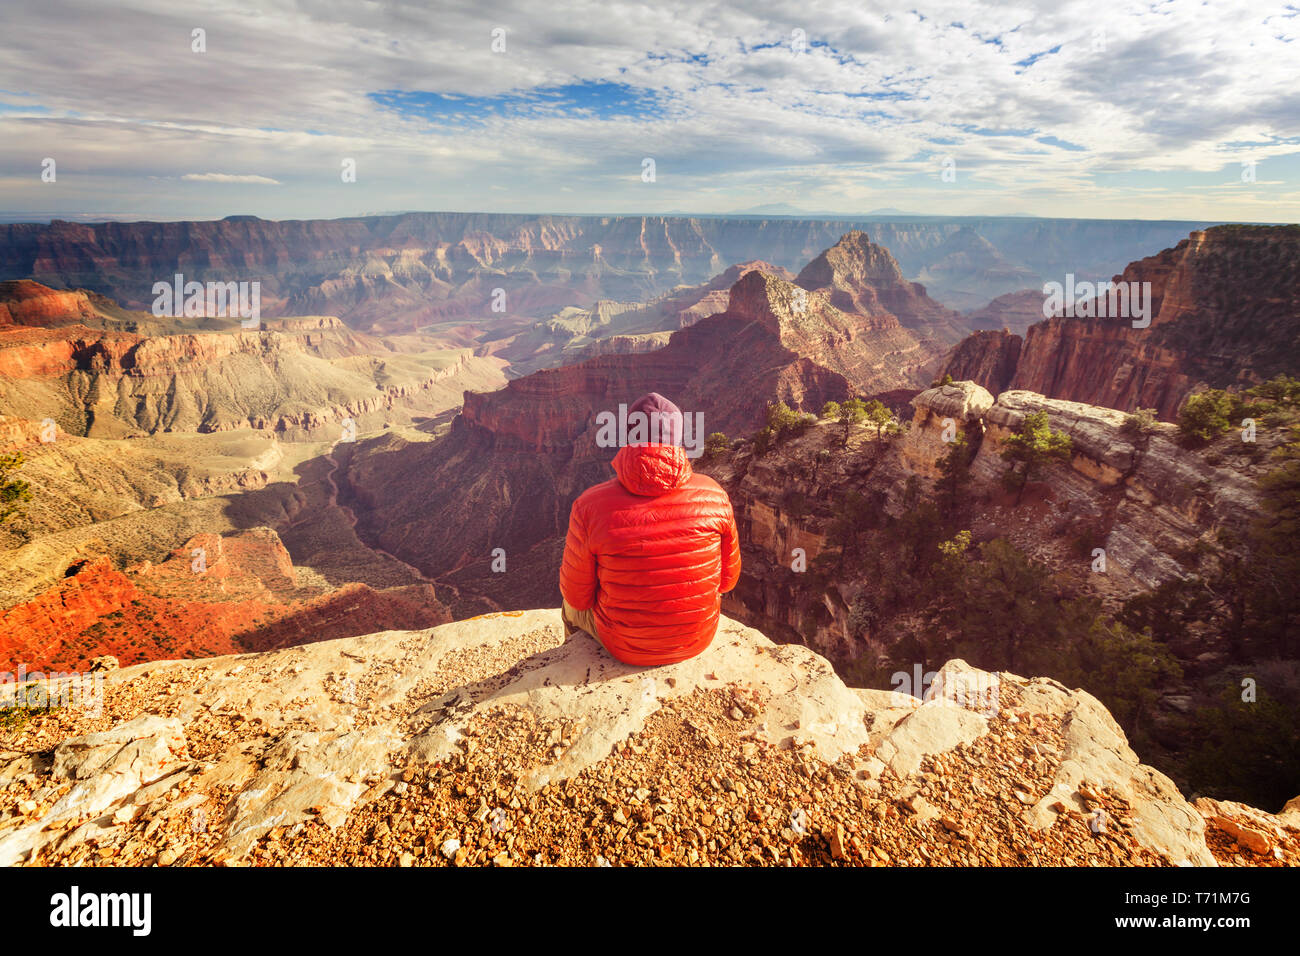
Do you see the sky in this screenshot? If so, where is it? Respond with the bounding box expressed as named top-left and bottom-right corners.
top-left (0, 0), bottom-right (1297, 223)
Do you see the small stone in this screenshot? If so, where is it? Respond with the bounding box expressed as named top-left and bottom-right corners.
top-left (440, 838), bottom-right (461, 859)
top-left (399, 852), bottom-right (414, 867)
top-left (157, 848), bottom-right (178, 867)
top-left (828, 824), bottom-right (848, 860)
top-left (1211, 815), bottom-right (1272, 855)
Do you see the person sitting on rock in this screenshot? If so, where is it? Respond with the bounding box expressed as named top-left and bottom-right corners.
top-left (560, 391), bottom-right (741, 666)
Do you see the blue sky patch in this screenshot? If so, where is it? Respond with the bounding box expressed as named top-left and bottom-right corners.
top-left (369, 81), bottom-right (665, 126)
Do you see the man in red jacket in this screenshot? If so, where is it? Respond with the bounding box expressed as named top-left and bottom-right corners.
top-left (560, 392), bottom-right (741, 666)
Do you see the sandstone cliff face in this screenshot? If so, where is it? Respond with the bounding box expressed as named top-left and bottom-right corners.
top-left (705, 382), bottom-right (1269, 663)
top-left (937, 329), bottom-right (1022, 396)
top-left (0, 281), bottom-right (99, 327)
top-left (1007, 225), bottom-right (1300, 418)
top-left (966, 390), bottom-right (1264, 593)
top-left (5, 609), bottom-right (1284, 868)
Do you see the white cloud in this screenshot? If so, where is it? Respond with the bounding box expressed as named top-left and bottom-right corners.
top-left (0, 0), bottom-right (1295, 220)
top-left (181, 173), bottom-right (281, 184)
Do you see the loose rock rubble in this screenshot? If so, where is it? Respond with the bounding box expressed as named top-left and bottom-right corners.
top-left (0, 610), bottom-right (1285, 867)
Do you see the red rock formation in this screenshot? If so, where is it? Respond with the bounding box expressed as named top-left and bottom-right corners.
top-left (1008, 226), bottom-right (1300, 418)
top-left (0, 281), bottom-right (99, 327)
top-left (938, 329), bottom-right (1023, 395)
top-left (0, 529), bottom-right (449, 672)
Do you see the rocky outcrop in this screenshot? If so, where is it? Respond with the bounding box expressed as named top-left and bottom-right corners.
top-left (2, 609), bottom-right (1272, 867)
top-left (898, 381), bottom-right (994, 480)
top-left (704, 382), bottom-right (1271, 662)
top-left (966, 390), bottom-right (1264, 592)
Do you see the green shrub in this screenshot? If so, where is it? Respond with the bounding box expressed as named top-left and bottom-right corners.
top-left (1000, 411), bottom-right (1072, 494)
top-left (1121, 407), bottom-right (1159, 435)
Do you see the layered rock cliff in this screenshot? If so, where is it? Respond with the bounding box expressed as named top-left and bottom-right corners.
top-left (0, 284), bottom-right (506, 438)
top-left (940, 225), bottom-right (1300, 417)
top-left (3, 609), bottom-right (1291, 867)
top-left (0, 213), bottom-right (1205, 333)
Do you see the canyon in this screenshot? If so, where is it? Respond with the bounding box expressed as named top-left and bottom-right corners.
top-left (0, 213), bottom-right (1206, 334)
top-left (0, 218), bottom-right (1296, 842)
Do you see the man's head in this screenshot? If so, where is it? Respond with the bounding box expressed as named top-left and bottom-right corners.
top-left (628, 391), bottom-right (683, 447)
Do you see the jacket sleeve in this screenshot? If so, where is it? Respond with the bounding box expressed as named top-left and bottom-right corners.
top-left (719, 498), bottom-right (741, 594)
top-left (559, 498), bottom-right (598, 611)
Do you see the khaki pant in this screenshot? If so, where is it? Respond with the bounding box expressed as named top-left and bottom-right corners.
top-left (562, 598), bottom-right (608, 652)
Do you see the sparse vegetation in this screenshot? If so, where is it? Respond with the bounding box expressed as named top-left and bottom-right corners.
top-left (701, 431), bottom-right (731, 461)
top-left (999, 411), bottom-right (1072, 497)
top-left (0, 452), bottom-right (33, 524)
top-left (1176, 376), bottom-right (1298, 446)
top-left (752, 401), bottom-right (817, 456)
top-left (1121, 407), bottom-right (1159, 435)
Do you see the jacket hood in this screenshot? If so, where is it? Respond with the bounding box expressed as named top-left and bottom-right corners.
top-left (612, 443), bottom-right (693, 496)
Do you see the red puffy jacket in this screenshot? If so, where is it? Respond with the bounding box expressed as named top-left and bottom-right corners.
top-left (559, 442), bottom-right (741, 666)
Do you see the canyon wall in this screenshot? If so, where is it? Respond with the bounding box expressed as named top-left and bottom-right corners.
top-left (0, 213), bottom-right (1207, 330)
top-left (0, 285), bottom-right (506, 438)
top-left (941, 225), bottom-right (1300, 418)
